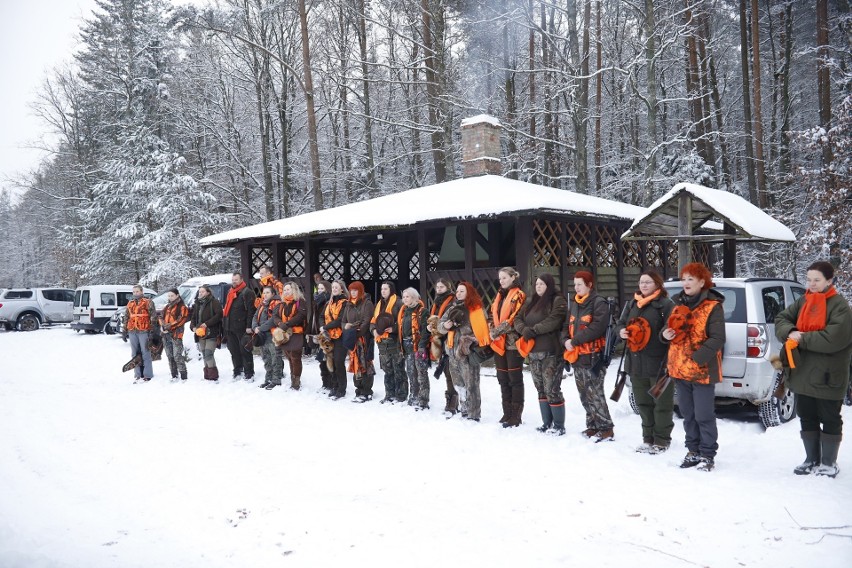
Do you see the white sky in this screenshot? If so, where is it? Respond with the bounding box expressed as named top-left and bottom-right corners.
top-left (0, 0), bottom-right (201, 198)
top-left (0, 0), bottom-right (98, 193)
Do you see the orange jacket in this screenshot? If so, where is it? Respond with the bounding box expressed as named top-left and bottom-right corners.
top-left (666, 294), bottom-right (725, 384)
top-left (160, 301), bottom-right (189, 339)
top-left (126, 297), bottom-right (155, 332)
top-left (323, 297), bottom-right (347, 339)
top-left (489, 286), bottom-right (526, 355)
top-left (279, 297), bottom-right (305, 334)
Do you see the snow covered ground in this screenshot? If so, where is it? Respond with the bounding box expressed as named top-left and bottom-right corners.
top-left (1, 327), bottom-right (850, 568)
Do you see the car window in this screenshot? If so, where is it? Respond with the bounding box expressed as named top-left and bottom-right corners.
top-left (791, 287), bottom-right (805, 302)
top-left (101, 293), bottom-right (116, 306)
top-left (42, 289), bottom-right (63, 301)
top-left (117, 292), bottom-right (134, 307)
top-left (5, 290), bottom-right (34, 299)
top-left (74, 290), bottom-right (81, 307)
top-left (179, 286), bottom-right (196, 306)
top-left (60, 290), bottom-right (74, 302)
top-left (761, 286), bottom-right (784, 323)
top-left (81, 290), bottom-right (90, 307)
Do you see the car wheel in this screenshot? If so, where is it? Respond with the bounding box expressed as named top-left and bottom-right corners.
top-left (16, 313), bottom-right (41, 332)
top-left (759, 373), bottom-right (797, 428)
top-left (628, 388), bottom-right (640, 415)
top-left (103, 321), bottom-right (115, 335)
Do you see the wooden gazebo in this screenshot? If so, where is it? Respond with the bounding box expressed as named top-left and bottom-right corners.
top-left (200, 174), bottom-right (688, 312)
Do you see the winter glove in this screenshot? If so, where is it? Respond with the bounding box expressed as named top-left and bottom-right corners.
top-left (521, 328), bottom-right (536, 340)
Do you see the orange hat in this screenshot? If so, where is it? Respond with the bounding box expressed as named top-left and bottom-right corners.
top-left (195, 327), bottom-right (207, 337)
top-left (516, 337), bottom-right (535, 358)
top-left (667, 305), bottom-right (691, 343)
top-left (626, 317), bottom-right (651, 352)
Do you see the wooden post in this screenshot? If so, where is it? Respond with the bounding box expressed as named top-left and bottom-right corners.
top-left (304, 238), bottom-right (316, 320)
top-left (678, 193), bottom-right (693, 269)
top-left (272, 241), bottom-right (284, 279)
top-left (514, 218), bottom-right (532, 287)
top-left (418, 228), bottom-right (428, 296)
top-left (723, 223), bottom-right (737, 277)
top-left (463, 223), bottom-right (475, 283)
top-left (239, 243), bottom-right (251, 280)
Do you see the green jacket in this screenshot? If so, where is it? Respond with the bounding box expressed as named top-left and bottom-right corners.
top-left (615, 294), bottom-right (675, 379)
top-left (774, 291), bottom-right (852, 401)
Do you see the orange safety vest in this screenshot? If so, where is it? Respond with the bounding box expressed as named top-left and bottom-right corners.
top-left (280, 298), bottom-right (304, 334)
top-left (255, 275), bottom-right (285, 308)
top-left (431, 295), bottom-right (454, 318)
top-left (667, 299), bottom-right (722, 384)
top-left (324, 297), bottom-right (346, 339)
top-left (447, 306), bottom-right (491, 349)
top-left (371, 294), bottom-right (398, 343)
top-left (565, 297), bottom-right (606, 359)
top-left (254, 298), bottom-right (282, 329)
top-left (126, 297), bottom-right (154, 332)
top-left (490, 287), bottom-right (526, 356)
top-left (160, 302), bottom-right (189, 339)
top-left (397, 300), bottom-right (424, 347)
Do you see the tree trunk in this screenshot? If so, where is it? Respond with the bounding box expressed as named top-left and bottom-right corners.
top-left (595, 0), bottom-right (603, 195)
top-left (816, 0), bottom-right (833, 166)
top-left (298, 0), bottom-right (323, 210)
top-left (421, 0), bottom-right (447, 183)
top-left (739, 0), bottom-right (758, 204)
top-left (643, 0), bottom-right (658, 204)
top-left (750, 0), bottom-right (768, 208)
top-left (355, 0), bottom-right (378, 196)
top-left (779, 2), bottom-right (793, 178)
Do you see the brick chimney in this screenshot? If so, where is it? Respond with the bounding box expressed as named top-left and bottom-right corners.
top-left (460, 114), bottom-right (502, 177)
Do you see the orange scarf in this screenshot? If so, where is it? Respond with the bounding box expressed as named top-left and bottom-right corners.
top-left (574, 293), bottom-right (589, 305)
top-left (634, 288), bottom-right (661, 309)
top-left (796, 287), bottom-right (837, 332)
top-left (223, 281), bottom-right (245, 316)
top-left (447, 307), bottom-right (491, 349)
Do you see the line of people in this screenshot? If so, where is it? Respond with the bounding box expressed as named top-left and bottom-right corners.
top-left (123, 260), bottom-right (850, 477)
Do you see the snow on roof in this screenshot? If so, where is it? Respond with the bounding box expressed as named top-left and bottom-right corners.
top-left (623, 182), bottom-right (795, 242)
top-left (460, 114), bottom-right (501, 128)
top-left (200, 175), bottom-right (646, 247)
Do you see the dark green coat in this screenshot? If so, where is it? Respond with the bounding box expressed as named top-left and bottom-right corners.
top-left (615, 293), bottom-right (675, 379)
top-left (774, 291), bottom-right (852, 401)
top-left (514, 293), bottom-right (568, 355)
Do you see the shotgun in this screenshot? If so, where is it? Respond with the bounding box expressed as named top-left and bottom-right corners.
top-left (609, 343), bottom-right (627, 402)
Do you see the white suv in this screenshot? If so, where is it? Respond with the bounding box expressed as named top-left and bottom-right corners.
top-left (626, 278), bottom-right (806, 428)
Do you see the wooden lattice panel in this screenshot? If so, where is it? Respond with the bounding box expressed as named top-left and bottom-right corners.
top-left (595, 226), bottom-right (619, 268)
top-left (409, 252), bottom-right (420, 280)
top-left (473, 268), bottom-right (501, 307)
top-left (284, 248), bottom-right (306, 277)
top-left (646, 241), bottom-right (664, 267)
top-left (251, 247), bottom-right (272, 274)
top-left (565, 223), bottom-right (592, 266)
top-left (667, 243), bottom-right (679, 269)
top-left (350, 249), bottom-right (374, 280)
top-left (378, 251), bottom-right (398, 280)
top-left (320, 249), bottom-right (345, 281)
top-left (533, 219), bottom-right (561, 267)
top-left (429, 251), bottom-right (440, 270)
top-left (623, 240), bottom-right (642, 268)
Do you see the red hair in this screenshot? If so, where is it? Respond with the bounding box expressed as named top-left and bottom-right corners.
top-left (573, 270), bottom-right (595, 287)
top-left (680, 262), bottom-right (714, 290)
top-left (348, 281), bottom-right (365, 301)
top-left (457, 281), bottom-right (483, 310)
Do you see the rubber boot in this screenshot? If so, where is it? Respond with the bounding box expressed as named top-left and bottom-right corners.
top-left (550, 403), bottom-right (566, 435)
top-left (291, 376), bottom-right (301, 390)
top-left (202, 367), bottom-right (210, 380)
top-left (179, 370), bottom-right (188, 381)
top-left (499, 400), bottom-right (510, 423)
top-left (815, 433), bottom-right (841, 478)
top-left (207, 366), bottom-right (219, 382)
top-left (536, 399), bottom-right (552, 432)
top-left (504, 402), bottom-right (523, 428)
top-left (168, 358), bottom-right (178, 380)
top-left (446, 393), bottom-right (459, 415)
top-left (794, 431), bottom-right (821, 475)
top-left (444, 392), bottom-right (452, 412)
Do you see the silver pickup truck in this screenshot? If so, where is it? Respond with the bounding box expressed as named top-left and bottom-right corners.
top-left (0, 288), bottom-right (75, 331)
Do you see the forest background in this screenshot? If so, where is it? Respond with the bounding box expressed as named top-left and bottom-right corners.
top-left (0, 0), bottom-right (848, 293)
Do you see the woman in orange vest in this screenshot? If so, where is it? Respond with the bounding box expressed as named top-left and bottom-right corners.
top-left (438, 281), bottom-right (491, 421)
top-left (399, 287), bottom-right (430, 410)
top-left (616, 270), bottom-right (675, 453)
top-left (159, 287), bottom-right (190, 381)
top-left (514, 273), bottom-right (568, 434)
top-left (661, 262), bottom-right (725, 472)
top-left (125, 284), bottom-right (158, 383)
top-left (427, 278), bottom-right (457, 414)
top-left (345, 281), bottom-right (375, 402)
top-left (276, 281), bottom-right (307, 390)
top-left (320, 280), bottom-right (350, 399)
top-left (490, 267), bottom-right (527, 427)
top-left (372, 281), bottom-right (405, 403)
top-left (564, 271), bottom-right (615, 441)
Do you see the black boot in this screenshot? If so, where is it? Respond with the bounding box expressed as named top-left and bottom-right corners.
top-left (179, 370), bottom-right (188, 381)
top-left (536, 399), bottom-right (552, 432)
top-left (815, 433), bottom-right (841, 478)
top-left (168, 359), bottom-right (178, 380)
top-left (794, 431), bottom-right (821, 475)
top-left (549, 403), bottom-right (566, 435)
top-left (499, 400), bottom-right (510, 424)
top-left (504, 402), bottom-right (523, 428)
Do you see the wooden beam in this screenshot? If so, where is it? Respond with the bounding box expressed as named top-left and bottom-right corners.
top-left (514, 218), bottom-right (532, 287)
top-left (678, 193), bottom-right (693, 269)
top-left (418, 227), bottom-right (428, 295)
top-left (723, 223), bottom-right (737, 277)
top-left (463, 223), bottom-right (475, 283)
top-left (239, 243), bottom-right (251, 281)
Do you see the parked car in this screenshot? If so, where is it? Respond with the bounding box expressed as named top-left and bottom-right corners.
top-left (625, 277), bottom-right (806, 429)
top-left (110, 274), bottom-right (234, 336)
top-left (71, 285), bottom-right (156, 334)
top-left (0, 288), bottom-right (75, 331)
